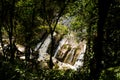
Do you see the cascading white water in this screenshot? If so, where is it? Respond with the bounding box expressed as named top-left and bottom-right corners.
top-left (35, 35), bottom-right (51, 61)
top-left (74, 41), bottom-right (86, 68)
top-left (54, 38), bottom-right (67, 57)
top-left (35, 35), bottom-right (51, 53)
top-left (67, 49), bottom-right (75, 63)
top-left (34, 32), bottom-right (87, 70)
top-left (39, 35), bottom-right (51, 54)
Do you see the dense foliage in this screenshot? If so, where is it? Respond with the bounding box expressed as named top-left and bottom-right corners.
top-left (0, 0), bottom-right (120, 80)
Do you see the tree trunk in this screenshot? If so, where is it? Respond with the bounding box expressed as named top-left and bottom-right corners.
top-left (90, 0), bottom-right (111, 79)
top-left (9, 0), bottom-right (15, 63)
top-left (49, 32), bottom-right (54, 69)
top-left (0, 0), bottom-right (6, 59)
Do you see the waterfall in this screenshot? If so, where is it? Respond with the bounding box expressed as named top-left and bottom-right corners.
top-left (54, 38), bottom-right (67, 57)
top-left (74, 41), bottom-right (86, 68)
top-left (39, 35), bottom-right (51, 54)
top-left (66, 49), bottom-right (75, 64)
top-left (35, 35), bottom-right (51, 60)
top-left (69, 49), bottom-right (75, 63)
top-left (33, 32), bottom-right (87, 70)
top-left (53, 33), bottom-right (87, 69)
